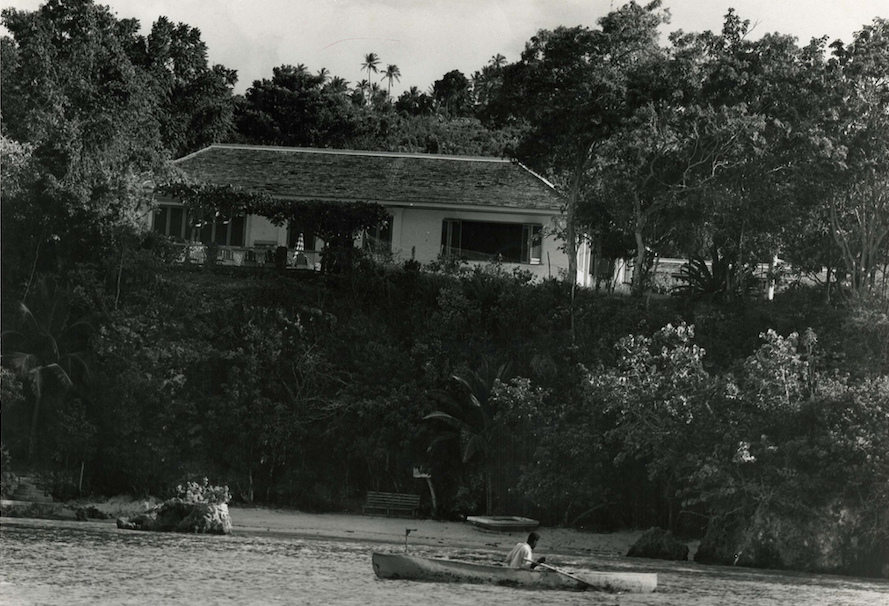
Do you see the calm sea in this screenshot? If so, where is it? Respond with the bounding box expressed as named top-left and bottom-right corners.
top-left (1, 518), bottom-right (886, 605)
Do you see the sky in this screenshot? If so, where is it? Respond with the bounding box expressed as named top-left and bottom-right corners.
top-left (2, 0), bottom-right (887, 97)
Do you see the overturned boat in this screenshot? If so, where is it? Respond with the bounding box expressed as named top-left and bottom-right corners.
top-left (465, 515), bottom-right (539, 532)
top-left (371, 552), bottom-right (657, 593)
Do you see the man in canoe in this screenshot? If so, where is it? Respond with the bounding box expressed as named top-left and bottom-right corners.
top-left (505, 531), bottom-right (546, 569)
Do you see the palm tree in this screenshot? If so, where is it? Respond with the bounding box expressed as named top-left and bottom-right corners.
top-left (489, 53), bottom-right (507, 68)
top-left (424, 363), bottom-right (510, 515)
top-left (381, 64), bottom-right (401, 98)
top-left (325, 76), bottom-right (349, 95)
top-left (317, 67), bottom-right (330, 83)
top-left (360, 52), bottom-right (380, 100)
top-left (1, 278), bottom-right (92, 462)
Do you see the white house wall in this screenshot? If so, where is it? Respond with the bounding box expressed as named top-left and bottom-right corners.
top-left (148, 200), bottom-right (583, 283)
top-left (390, 206), bottom-right (571, 281)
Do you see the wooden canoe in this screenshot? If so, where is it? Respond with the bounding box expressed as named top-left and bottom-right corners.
top-left (371, 552), bottom-right (657, 593)
top-left (465, 515), bottom-right (539, 532)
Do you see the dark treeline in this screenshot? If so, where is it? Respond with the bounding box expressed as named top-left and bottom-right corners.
top-left (1, 0), bottom-right (888, 577)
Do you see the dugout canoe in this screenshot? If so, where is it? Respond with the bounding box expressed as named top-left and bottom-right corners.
top-left (465, 515), bottom-right (539, 532)
top-left (371, 552), bottom-right (657, 593)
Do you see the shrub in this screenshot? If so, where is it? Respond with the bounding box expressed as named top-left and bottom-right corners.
top-left (176, 478), bottom-right (231, 505)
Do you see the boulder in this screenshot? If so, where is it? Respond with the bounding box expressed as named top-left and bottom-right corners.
top-left (694, 504), bottom-right (889, 578)
top-left (627, 527), bottom-right (689, 561)
top-left (116, 499), bottom-right (231, 535)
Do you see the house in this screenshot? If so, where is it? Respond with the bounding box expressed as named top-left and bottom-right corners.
top-left (152, 144), bottom-right (585, 282)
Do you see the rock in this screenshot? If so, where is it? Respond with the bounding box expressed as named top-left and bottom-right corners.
top-left (176, 503), bottom-right (232, 534)
top-left (75, 505), bottom-right (109, 521)
top-left (694, 505), bottom-right (889, 578)
top-left (116, 499), bottom-right (231, 535)
top-left (115, 516), bottom-right (137, 530)
top-left (627, 527), bottom-right (689, 561)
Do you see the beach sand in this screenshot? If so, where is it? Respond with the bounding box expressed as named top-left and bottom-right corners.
top-left (229, 506), bottom-right (663, 559)
top-left (3, 496), bottom-right (696, 559)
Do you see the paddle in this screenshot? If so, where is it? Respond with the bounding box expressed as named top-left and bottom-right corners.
top-left (526, 559), bottom-right (592, 589)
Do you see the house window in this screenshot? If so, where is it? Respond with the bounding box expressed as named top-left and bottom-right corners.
top-left (441, 219), bottom-right (542, 264)
top-left (197, 215), bottom-right (246, 246)
top-left (154, 204), bottom-right (245, 246)
top-left (363, 215), bottom-right (392, 253)
top-left (153, 205), bottom-right (187, 240)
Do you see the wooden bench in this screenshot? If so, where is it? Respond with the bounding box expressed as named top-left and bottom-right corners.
top-left (362, 491), bottom-right (421, 517)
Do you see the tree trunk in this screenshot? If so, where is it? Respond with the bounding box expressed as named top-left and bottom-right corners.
top-left (425, 477), bottom-right (438, 516)
top-left (27, 396), bottom-right (42, 463)
top-left (632, 195), bottom-right (647, 296)
top-left (115, 245), bottom-right (126, 310)
top-left (23, 234), bottom-right (44, 301)
top-left (567, 176), bottom-right (579, 345)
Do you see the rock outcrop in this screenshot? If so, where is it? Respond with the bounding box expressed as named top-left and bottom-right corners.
top-left (116, 499), bottom-right (232, 535)
top-left (627, 527), bottom-right (689, 561)
top-left (694, 505), bottom-right (889, 578)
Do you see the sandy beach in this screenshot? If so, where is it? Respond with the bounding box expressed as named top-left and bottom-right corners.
top-left (228, 506), bottom-right (675, 560)
top-left (2, 497), bottom-right (696, 560)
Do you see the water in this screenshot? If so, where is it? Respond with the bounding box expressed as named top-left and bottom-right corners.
top-left (1, 518), bottom-right (887, 605)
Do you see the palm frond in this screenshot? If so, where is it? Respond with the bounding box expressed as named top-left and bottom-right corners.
top-left (42, 363), bottom-right (74, 390)
top-left (427, 433), bottom-right (459, 453)
top-left (463, 434), bottom-right (486, 463)
top-left (423, 411), bottom-right (466, 430)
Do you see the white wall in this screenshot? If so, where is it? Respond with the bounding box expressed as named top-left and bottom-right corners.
top-left (150, 200), bottom-right (581, 283)
top-left (390, 206), bottom-right (571, 281)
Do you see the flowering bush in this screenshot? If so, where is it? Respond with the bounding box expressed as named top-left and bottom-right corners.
top-left (176, 478), bottom-right (231, 505)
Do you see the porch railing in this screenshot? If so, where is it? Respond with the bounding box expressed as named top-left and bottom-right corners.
top-left (170, 243), bottom-right (321, 270)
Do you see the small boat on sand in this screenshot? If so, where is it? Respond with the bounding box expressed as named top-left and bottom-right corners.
top-left (371, 552), bottom-right (657, 593)
top-left (465, 515), bottom-right (539, 532)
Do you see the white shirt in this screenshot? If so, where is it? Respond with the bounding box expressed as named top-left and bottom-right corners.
top-left (505, 542), bottom-right (533, 568)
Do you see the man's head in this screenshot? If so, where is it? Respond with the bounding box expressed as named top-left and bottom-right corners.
top-left (527, 531), bottom-right (540, 549)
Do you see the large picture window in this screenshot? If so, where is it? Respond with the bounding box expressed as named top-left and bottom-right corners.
top-left (153, 205), bottom-right (187, 240)
top-left (441, 219), bottom-right (542, 264)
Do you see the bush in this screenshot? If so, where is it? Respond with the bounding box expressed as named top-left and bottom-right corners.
top-left (176, 478), bottom-right (231, 505)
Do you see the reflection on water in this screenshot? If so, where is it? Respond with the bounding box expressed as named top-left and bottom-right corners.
top-left (1, 518), bottom-right (886, 605)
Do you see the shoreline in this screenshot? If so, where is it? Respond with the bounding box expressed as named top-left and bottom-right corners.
top-left (230, 506), bottom-right (657, 559)
top-left (2, 498), bottom-right (689, 559)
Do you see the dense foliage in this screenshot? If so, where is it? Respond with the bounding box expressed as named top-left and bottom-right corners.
top-left (2, 0), bottom-right (888, 577)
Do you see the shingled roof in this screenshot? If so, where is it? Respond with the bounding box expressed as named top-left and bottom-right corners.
top-left (174, 144), bottom-right (563, 213)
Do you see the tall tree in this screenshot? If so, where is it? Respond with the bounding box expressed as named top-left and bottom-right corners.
top-left (235, 64), bottom-right (358, 147)
top-left (381, 63), bottom-right (401, 98)
top-left (395, 86), bottom-right (434, 116)
top-left (488, 1), bottom-right (668, 319)
top-left (1, 277), bottom-right (92, 463)
top-left (432, 69), bottom-right (472, 116)
top-left (138, 16), bottom-right (237, 157)
top-left (0, 0), bottom-right (166, 283)
top-left (663, 13), bottom-right (832, 298)
top-left (820, 19), bottom-right (889, 295)
top-left (472, 54), bottom-right (509, 115)
top-left (424, 364), bottom-right (510, 515)
top-left (361, 52), bottom-right (380, 102)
